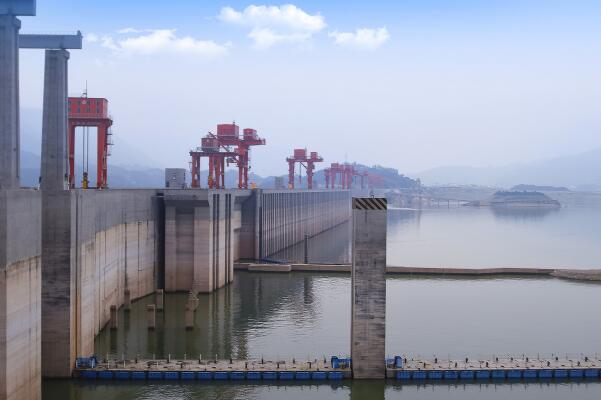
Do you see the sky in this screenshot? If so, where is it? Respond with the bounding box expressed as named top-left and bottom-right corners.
top-left (16, 0), bottom-right (601, 177)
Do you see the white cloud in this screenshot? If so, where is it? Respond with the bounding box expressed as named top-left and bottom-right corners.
top-left (248, 27), bottom-right (311, 49)
top-left (100, 35), bottom-right (119, 51)
top-left (329, 27), bottom-right (390, 49)
top-left (98, 29), bottom-right (228, 57)
top-left (117, 27), bottom-right (144, 34)
top-left (84, 33), bottom-right (99, 43)
top-left (218, 4), bottom-right (325, 48)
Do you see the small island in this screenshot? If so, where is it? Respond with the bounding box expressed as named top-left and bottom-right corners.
top-left (466, 191), bottom-right (561, 208)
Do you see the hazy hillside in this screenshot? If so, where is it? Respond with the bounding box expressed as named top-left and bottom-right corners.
top-left (417, 147), bottom-right (601, 190)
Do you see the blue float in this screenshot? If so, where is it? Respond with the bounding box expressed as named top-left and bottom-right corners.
top-left (491, 370), bottom-right (506, 379)
top-left (569, 369), bottom-right (584, 378)
top-left (459, 371), bottom-right (475, 380)
top-left (81, 370), bottom-right (97, 379)
top-left (164, 371), bottom-right (178, 380)
top-left (197, 371), bottom-right (212, 380)
top-left (444, 371), bottom-right (459, 380)
top-left (98, 371), bottom-right (113, 380)
top-left (279, 371), bottom-right (294, 380)
top-left (523, 370), bottom-right (537, 379)
top-left (131, 371), bottom-right (146, 380)
top-left (507, 370), bottom-right (522, 379)
top-left (181, 372), bottom-right (195, 380)
top-left (396, 371), bottom-right (411, 380)
top-left (147, 371), bottom-right (162, 380)
top-left (554, 369), bottom-right (568, 379)
top-left (476, 370), bottom-right (491, 380)
top-left (412, 371), bottom-right (427, 380)
top-left (328, 371), bottom-right (343, 380)
top-left (115, 371), bottom-right (130, 380)
top-left (230, 371), bottom-right (245, 380)
top-left (584, 369), bottom-right (600, 378)
top-left (247, 371), bottom-right (261, 380)
top-left (538, 369), bottom-right (553, 379)
top-left (214, 372), bottom-right (228, 380)
top-left (262, 371), bottom-right (277, 380)
top-left (312, 371), bottom-right (327, 380)
top-left (296, 371), bottom-right (310, 380)
top-left (428, 371), bottom-right (443, 380)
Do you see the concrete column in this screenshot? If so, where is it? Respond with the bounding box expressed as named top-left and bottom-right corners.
top-left (0, 15), bottom-right (20, 189)
top-left (109, 305), bottom-right (118, 330)
top-left (146, 305), bottom-right (156, 330)
top-left (351, 197), bottom-right (387, 379)
top-left (184, 307), bottom-right (194, 330)
top-left (155, 289), bottom-right (164, 311)
top-left (40, 49), bottom-right (69, 191)
top-left (123, 289), bottom-right (131, 310)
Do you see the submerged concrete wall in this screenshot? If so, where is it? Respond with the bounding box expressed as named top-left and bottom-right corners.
top-left (257, 190), bottom-right (350, 259)
top-left (0, 190), bottom-right (41, 400)
top-left (42, 189), bottom-right (161, 377)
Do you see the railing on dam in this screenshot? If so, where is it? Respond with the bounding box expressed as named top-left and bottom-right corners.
top-left (257, 190), bottom-right (350, 259)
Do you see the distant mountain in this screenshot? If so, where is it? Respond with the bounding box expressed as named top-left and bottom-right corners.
top-left (21, 159), bottom-right (418, 190)
top-left (416, 147), bottom-right (601, 190)
top-left (20, 150), bottom-right (166, 188)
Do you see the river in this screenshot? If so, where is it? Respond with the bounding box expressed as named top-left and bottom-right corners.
top-left (42, 205), bottom-right (601, 399)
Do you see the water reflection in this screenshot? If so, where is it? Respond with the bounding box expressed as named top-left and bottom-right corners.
top-left (42, 379), bottom-right (601, 400)
top-left (96, 272), bottom-right (327, 360)
top-left (489, 206), bottom-right (559, 221)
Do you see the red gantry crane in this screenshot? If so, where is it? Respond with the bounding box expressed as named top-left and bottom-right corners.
top-left (190, 123), bottom-right (266, 189)
top-left (324, 163), bottom-right (377, 189)
top-left (67, 94), bottom-right (113, 188)
top-left (286, 148), bottom-right (323, 189)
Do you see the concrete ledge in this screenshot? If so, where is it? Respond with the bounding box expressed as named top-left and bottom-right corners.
top-left (247, 264), bottom-right (292, 272)
top-left (552, 269), bottom-right (601, 281)
top-left (291, 264), bottom-right (351, 273)
top-left (386, 266), bottom-right (554, 276)
top-left (236, 262), bottom-right (601, 283)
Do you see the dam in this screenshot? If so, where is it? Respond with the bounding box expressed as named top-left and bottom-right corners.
top-left (3, 2), bottom-right (601, 400)
top-left (0, 4), bottom-right (355, 397)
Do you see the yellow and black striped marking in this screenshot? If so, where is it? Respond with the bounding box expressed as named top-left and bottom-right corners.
top-left (353, 197), bottom-right (387, 210)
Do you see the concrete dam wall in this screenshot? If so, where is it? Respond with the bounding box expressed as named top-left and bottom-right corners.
top-left (0, 190), bottom-right (42, 400)
top-left (237, 189), bottom-right (351, 260)
top-left (164, 189), bottom-right (351, 292)
top-left (42, 189), bottom-right (162, 378)
top-left (1, 186), bottom-right (350, 395)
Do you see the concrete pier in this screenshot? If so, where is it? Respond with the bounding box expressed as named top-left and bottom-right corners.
top-left (0, 15), bottom-right (20, 190)
top-left (123, 289), bottom-right (131, 310)
top-left (40, 49), bottom-right (69, 190)
top-left (184, 307), bottom-right (194, 330)
top-left (155, 289), bottom-right (164, 311)
top-left (146, 305), bottom-right (156, 330)
top-left (351, 197), bottom-right (387, 379)
top-left (109, 306), bottom-right (117, 330)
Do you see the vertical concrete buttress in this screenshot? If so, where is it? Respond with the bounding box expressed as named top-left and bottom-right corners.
top-left (40, 49), bottom-right (69, 191)
top-left (0, 15), bottom-right (20, 189)
top-left (351, 197), bottom-right (387, 379)
top-left (41, 49), bottom-right (74, 377)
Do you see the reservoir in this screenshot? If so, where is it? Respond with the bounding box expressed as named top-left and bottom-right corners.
top-left (43, 205), bottom-right (601, 399)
